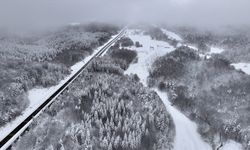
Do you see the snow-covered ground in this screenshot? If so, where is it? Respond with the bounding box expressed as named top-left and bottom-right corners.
top-left (156, 90), bottom-right (212, 150)
top-left (161, 28), bottom-right (225, 55)
top-left (204, 47), bottom-right (225, 59)
top-left (208, 47), bottom-right (250, 76)
top-left (0, 27), bottom-right (244, 150)
top-left (161, 29), bottom-right (183, 41)
top-left (124, 29), bottom-right (212, 150)
top-left (231, 63), bottom-right (250, 75)
top-left (221, 140), bottom-right (243, 150)
top-left (160, 29), bottom-right (243, 149)
top-left (187, 45), bottom-right (199, 51)
top-left (186, 45), bottom-right (225, 57)
top-left (209, 47), bottom-right (224, 54)
top-left (0, 33), bottom-right (121, 144)
top-left (125, 30), bottom-right (175, 85)
top-left (125, 29), bottom-right (243, 150)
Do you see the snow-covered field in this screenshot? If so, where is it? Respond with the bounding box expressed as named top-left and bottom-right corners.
top-left (0, 33), bottom-right (120, 145)
top-left (125, 30), bottom-right (175, 85)
top-left (231, 63), bottom-right (250, 75)
top-left (209, 47), bottom-right (225, 54)
top-left (124, 29), bottom-right (242, 150)
top-left (221, 140), bottom-right (243, 150)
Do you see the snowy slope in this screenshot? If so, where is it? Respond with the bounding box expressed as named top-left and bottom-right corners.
top-left (221, 140), bottom-right (243, 150)
top-left (161, 29), bottom-right (183, 41)
top-left (160, 29), bottom-right (243, 150)
top-left (124, 29), bottom-right (212, 150)
top-left (231, 63), bottom-right (250, 75)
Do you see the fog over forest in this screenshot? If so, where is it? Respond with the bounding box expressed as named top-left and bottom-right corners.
top-left (0, 0), bottom-right (250, 32)
top-left (1, 0), bottom-right (250, 150)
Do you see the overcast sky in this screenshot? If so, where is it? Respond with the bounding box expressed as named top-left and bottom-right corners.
top-left (0, 0), bottom-right (250, 31)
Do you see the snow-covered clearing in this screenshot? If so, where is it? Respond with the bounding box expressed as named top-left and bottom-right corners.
top-left (209, 47), bottom-right (224, 54)
top-left (231, 63), bottom-right (250, 75)
top-left (124, 29), bottom-right (212, 150)
top-left (220, 140), bottom-right (243, 150)
top-left (125, 30), bottom-right (175, 85)
top-left (186, 45), bottom-right (225, 58)
top-left (0, 33), bottom-right (120, 143)
top-left (161, 29), bottom-right (183, 41)
top-left (187, 45), bottom-right (199, 51)
top-left (125, 29), bottom-right (243, 150)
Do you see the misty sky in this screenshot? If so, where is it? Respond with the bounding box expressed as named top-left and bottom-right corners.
top-left (0, 0), bottom-right (250, 31)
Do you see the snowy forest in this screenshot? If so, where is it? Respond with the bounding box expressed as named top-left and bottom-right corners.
top-left (12, 40), bottom-right (175, 150)
top-left (173, 26), bottom-right (250, 63)
top-left (147, 26), bottom-right (250, 149)
top-left (0, 23), bottom-right (119, 127)
top-left (7, 24), bottom-right (250, 150)
top-left (1, 21), bottom-right (250, 150)
top-left (1, 0), bottom-right (250, 149)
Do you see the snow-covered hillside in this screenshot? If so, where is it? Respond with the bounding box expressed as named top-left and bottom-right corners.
top-left (124, 29), bottom-right (212, 150)
top-left (0, 33), bottom-right (119, 144)
top-left (232, 63), bottom-right (250, 75)
top-left (11, 32), bottom-right (174, 150)
top-left (161, 29), bottom-right (183, 42)
top-left (124, 28), bottom-right (243, 150)
top-left (124, 30), bottom-right (175, 85)
top-left (209, 47), bottom-right (225, 54)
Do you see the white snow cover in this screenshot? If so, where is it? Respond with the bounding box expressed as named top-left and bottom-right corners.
top-left (124, 29), bottom-right (211, 150)
top-left (209, 47), bottom-right (224, 54)
top-left (161, 28), bottom-right (224, 57)
top-left (231, 63), bottom-right (250, 75)
top-left (221, 140), bottom-right (243, 150)
top-left (124, 29), bottom-right (242, 150)
top-left (203, 47), bottom-right (224, 60)
top-left (161, 29), bottom-right (206, 60)
top-left (161, 29), bottom-right (183, 41)
top-left (125, 30), bottom-right (175, 85)
top-left (187, 45), bottom-right (199, 51)
top-left (0, 28), bottom-right (243, 150)
top-left (156, 90), bottom-right (212, 150)
top-left (0, 33), bottom-right (120, 143)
